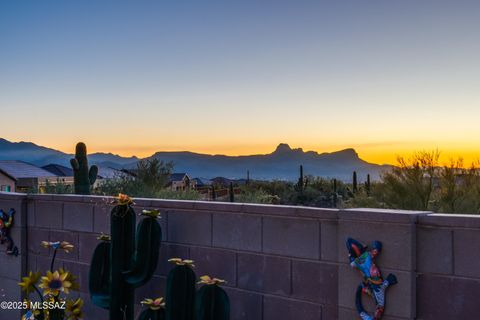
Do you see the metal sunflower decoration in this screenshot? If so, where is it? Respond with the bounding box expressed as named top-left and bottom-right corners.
top-left (18, 240), bottom-right (83, 320)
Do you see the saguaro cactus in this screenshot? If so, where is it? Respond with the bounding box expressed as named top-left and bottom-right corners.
top-left (229, 182), bottom-right (235, 202)
top-left (70, 142), bottom-right (98, 195)
top-left (295, 165), bottom-right (305, 192)
top-left (211, 186), bottom-right (217, 201)
top-left (332, 179), bottom-right (338, 208)
top-left (166, 259), bottom-right (196, 320)
top-left (366, 174), bottom-right (371, 196)
top-left (89, 195), bottom-right (161, 320)
top-left (352, 171), bottom-right (358, 194)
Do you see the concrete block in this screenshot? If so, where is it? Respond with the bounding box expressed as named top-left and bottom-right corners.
top-left (35, 201), bottom-right (63, 228)
top-left (292, 260), bottom-right (338, 305)
top-left (454, 229), bottom-right (480, 278)
top-left (417, 227), bottom-right (452, 274)
top-left (189, 247), bottom-right (236, 286)
top-left (237, 253), bottom-right (290, 295)
top-left (321, 221), bottom-right (338, 262)
top-left (212, 213), bottom-right (261, 251)
top-left (417, 274), bottom-right (480, 319)
top-left (224, 287), bottom-right (263, 320)
top-left (263, 217), bottom-right (320, 259)
top-left (263, 296), bottom-right (322, 320)
top-left (63, 203), bottom-right (94, 232)
top-left (168, 210), bottom-right (211, 246)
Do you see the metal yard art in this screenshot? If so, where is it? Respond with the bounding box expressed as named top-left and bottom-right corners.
top-left (346, 237), bottom-right (398, 320)
top-left (0, 208), bottom-right (18, 256)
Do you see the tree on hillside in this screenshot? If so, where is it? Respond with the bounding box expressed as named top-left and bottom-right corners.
top-left (381, 150), bottom-right (440, 211)
top-left (96, 158), bottom-right (173, 197)
top-left (136, 158), bottom-right (173, 191)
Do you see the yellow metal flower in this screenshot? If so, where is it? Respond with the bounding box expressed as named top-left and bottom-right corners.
top-left (59, 268), bottom-right (80, 291)
top-left (22, 308), bottom-right (40, 320)
top-left (141, 297), bottom-right (165, 310)
top-left (97, 233), bottom-right (111, 241)
top-left (198, 275), bottom-right (226, 285)
top-left (22, 299), bottom-right (41, 319)
top-left (65, 298), bottom-right (84, 320)
top-left (19, 271), bottom-right (41, 295)
top-left (168, 258), bottom-right (195, 267)
top-left (39, 270), bottom-right (72, 296)
top-left (140, 209), bottom-right (161, 218)
top-left (115, 193), bottom-right (134, 206)
top-left (40, 241), bottom-right (74, 253)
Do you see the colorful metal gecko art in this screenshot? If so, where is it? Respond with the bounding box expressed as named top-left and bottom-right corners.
top-left (0, 208), bottom-right (18, 256)
top-left (346, 237), bottom-right (397, 320)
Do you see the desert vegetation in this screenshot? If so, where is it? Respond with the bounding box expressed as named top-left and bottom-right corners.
top-left (36, 150), bottom-right (480, 214)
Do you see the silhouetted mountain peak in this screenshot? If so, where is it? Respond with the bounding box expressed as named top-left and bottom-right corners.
top-left (273, 143), bottom-right (303, 155)
top-left (0, 138), bottom-right (387, 181)
top-left (329, 148), bottom-right (360, 160)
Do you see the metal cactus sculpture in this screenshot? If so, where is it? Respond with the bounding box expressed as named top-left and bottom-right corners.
top-left (346, 238), bottom-right (398, 320)
top-left (138, 298), bottom-right (166, 320)
top-left (136, 259), bottom-right (229, 320)
top-left (70, 142), bottom-right (98, 195)
top-left (195, 276), bottom-right (230, 320)
top-left (89, 195), bottom-right (161, 320)
top-left (166, 259), bottom-right (197, 320)
top-left (0, 208), bottom-right (18, 256)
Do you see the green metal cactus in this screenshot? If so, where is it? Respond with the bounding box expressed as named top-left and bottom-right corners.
top-left (195, 277), bottom-right (230, 320)
top-left (70, 142), bottom-right (98, 195)
top-left (165, 259), bottom-right (197, 320)
top-left (138, 298), bottom-right (166, 320)
top-left (89, 197), bottom-right (161, 320)
top-left (137, 262), bottom-right (230, 320)
top-left (138, 308), bottom-right (166, 320)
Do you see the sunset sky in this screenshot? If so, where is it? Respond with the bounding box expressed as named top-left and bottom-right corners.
top-left (1, 1), bottom-right (480, 165)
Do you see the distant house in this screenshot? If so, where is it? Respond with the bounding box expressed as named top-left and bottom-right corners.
top-left (96, 167), bottom-right (132, 180)
top-left (192, 177), bottom-right (212, 188)
top-left (94, 167), bottom-right (136, 189)
top-left (210, 176), bottom-right (232, 186)
top-left (0, 169), bottom-right (15, 192)
top-left (168, 173), bottom-right (196, 191)
top-left (0, 160), bottom-right (61, 192)
top-left (41, 164), bottom-right (75, 186)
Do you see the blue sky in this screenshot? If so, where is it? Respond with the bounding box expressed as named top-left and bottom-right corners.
top-left (1, 1), bottom-right (480, 164)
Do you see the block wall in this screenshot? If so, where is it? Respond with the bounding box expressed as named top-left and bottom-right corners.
top-left (1, 193), bottom-right (479, 319)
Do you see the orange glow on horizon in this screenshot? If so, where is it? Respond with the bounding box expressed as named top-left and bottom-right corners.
top-left (50, 142), bottom-right (480, 167)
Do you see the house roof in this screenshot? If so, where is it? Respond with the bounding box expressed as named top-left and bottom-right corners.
top-left (192, 177), bottom-right (212, 186)
top-left (97, 167), bottom-right (128, 179)
top-left (169, 173), bottom-right (188, 182)
top-left (210, 176), bottom-right (232, 185)
top-left (0, 160), bottom-right (58, 180)
top-left (42, 164), bottom-right (74, 177)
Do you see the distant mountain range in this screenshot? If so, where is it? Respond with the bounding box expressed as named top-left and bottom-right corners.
top-left (0, 138), bottom-right (390, 181)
